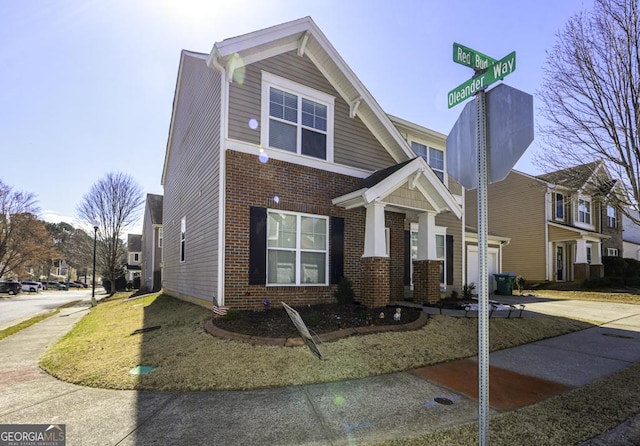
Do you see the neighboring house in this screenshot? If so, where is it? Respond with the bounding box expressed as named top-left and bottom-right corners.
top-left (141, 194), bottom-right (164, 291)
top-left (126, 234), bottom-right (142, 283)
top-left (623, 210), bottom-right (640, 260)
top-left (160, 17), bottom-right (464, 310)
top-left (465, 161), bottom-right (623, 284)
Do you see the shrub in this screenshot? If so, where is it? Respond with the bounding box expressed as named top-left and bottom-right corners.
top-left (514, 276), bottom-right (526, 294)
top-left (583, 276), bottom-right (625, 289)
top-left (334, 277), bottom-right (355, 305)
top-left (603, 256), bottom-right (626, 277)
top-left (462, 283), bottom-right (476, 300)
top-left (449, 290), bottom-right (459, 300)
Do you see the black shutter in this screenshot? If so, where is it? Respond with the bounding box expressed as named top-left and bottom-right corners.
top-left (446, 235), bottom-right (454, 285)
top-left (404, 231), bottom-right (411, 285)
top-left (330, 216), bottom-right (344, 284)
top-left (249, 207), bottom-right (267, 285)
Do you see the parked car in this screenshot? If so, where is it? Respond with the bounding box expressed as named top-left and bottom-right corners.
top-left (0, 281), bottom-right (22, 295)
top-left (73, 281), bottom-right (88, 288)
top-left (66, 282), bottom-right (83, 288)
top-left (21, 281), bottom-right (42, 293)
top-left (47, 281), bottom-right (66, 290)
top-left (40, 282), bottom-right (48, 290)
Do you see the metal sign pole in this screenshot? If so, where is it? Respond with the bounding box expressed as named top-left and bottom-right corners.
top-left (476, 88), bottom-right (490, 445)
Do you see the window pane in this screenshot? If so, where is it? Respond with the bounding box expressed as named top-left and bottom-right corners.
top-left (434, 170), bottom-right (444, 182)
top-left (300, 216), bottom-right (326, 250)
top-left (268, 213), bottom-right (297, 248)
top-left (268, 250), bottom-right (296, 284)
top-left (301, 98), bottom-right (327, 131)
top-left (411, 142), bottom-right (427, 160)
top-left (301, 129), bottom-right (326, 159)
top-left (410, 232), bottom-right (418, 259)
top-left (301, 251), bottom-right (326, 284)
top-left (429, 148), bottom-right (444, 171)
top-left (436, 234), bottom-right (445, 259)
top-left (269, 120), bottom-right (297, 152)
top-left (270, 88), bottom-right (297, 123)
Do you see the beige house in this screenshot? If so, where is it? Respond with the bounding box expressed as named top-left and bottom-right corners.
top-left (465, 161), bottom-right (623, 284)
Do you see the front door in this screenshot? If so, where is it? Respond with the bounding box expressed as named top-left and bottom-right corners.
top-left (556, 245), bottom-right (565, 281)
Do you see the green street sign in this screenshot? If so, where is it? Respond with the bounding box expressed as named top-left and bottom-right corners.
top-left (447, 51), bottom-right (516, 108)
top-left (453, 43), bottom-right (497, 70)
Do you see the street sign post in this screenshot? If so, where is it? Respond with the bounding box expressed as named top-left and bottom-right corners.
top-left (453, 43), bottom-right (496, 70)
top-left (446, 43), bottom-right (531, 446)
top-left (447, 51), bottom-right (516, 108)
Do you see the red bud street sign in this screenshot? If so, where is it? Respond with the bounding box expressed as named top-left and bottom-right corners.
top-left (453, 43), bottom-right (496, 70)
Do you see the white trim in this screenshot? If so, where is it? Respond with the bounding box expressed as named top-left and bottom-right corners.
top-left (266, 209), bottom-right (329, 286)
top-left (225, 138), bottom-right (371, 178)
top-left (217, 70), bottom-right (228, 306)
top-left (575, 196), bottom-right (595, 230)
top-left (261, 71), bottom-right (335, 163)
top-left (409, 139), bottom-right (448, 187)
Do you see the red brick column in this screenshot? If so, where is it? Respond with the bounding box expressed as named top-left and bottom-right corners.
top-left (589, 264), bottom-right (604, 279)
top-left (360, 257), bottom-right (390, 307)
top-left (574, 263), bottom-right (590, 282)
top-left (413, 260), bottom-right (441, 305)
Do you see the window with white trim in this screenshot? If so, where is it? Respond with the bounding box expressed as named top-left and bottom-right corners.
top-left (607, 248), bottom-right (619, 257)
top-left (607, 205), bottom-right (617, 228)
top-left (578, 198), bottom-right (592, 225)
top-left (267, 210), bottom-right (328, 285)
top-left (158, 227), bottom-right (163, 248)
top-left (180, 217), bottom-right (186, 263)
top-left (586, 245), bottom-right (592, 264)
top-left (555, 193), bottom-right (565, 221)
top-left (261, 72), bottom-right (334, 162)
top-left (411, 142), bottom-right (445, 183)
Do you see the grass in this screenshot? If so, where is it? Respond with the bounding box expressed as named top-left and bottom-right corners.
top-left (0, 300), bottom-right (81, 341)
top-left (40, 293), bottom-right (592, 391)
top-left (523, 288), bottom-right (640, 305)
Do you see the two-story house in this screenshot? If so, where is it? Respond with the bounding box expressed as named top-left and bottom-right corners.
top-left (141, 194), bottom-right (163, 291)
top-left (126, 234), bottom-right (142, 284)
top-left (465, 161), bottom-right (623, 284)
top-left (160, 17), bottom-right (464, 310)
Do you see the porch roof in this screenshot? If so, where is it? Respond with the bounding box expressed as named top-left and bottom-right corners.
top-left (332, 157), bottom-right (462, 218)
top-left (548, 221), bottom-right (610, 242)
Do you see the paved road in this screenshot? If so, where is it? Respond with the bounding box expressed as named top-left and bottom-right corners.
top-left (0, 289), bottom-right (96, 330)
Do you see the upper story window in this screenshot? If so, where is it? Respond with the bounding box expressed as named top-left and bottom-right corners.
top-left (261, 72), bottom-right (334, 162)
top-left (607, 248), bottom-right (619, 257)
top-left (555, 193), bottom-right (565, 221)
top-left (411, 142), bottom-right (445, 183)
top-left (607, 205), bottom-right (617, 228)
top-left (267, 210), bottom-right (328, 285)
top-left (130, 253), bottom-right (139, 263)
top-left (578, 198), bottom-right (592, 225)
top-left (158, 227), bottom-right (163, 248)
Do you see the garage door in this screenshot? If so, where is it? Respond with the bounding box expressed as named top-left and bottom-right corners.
top-left (467, 245), bottom-right (499, 292)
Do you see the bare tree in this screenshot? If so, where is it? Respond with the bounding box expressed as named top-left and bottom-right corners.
top-left (537, 0), bottom-right (640, 216)
top-left (77, 172), bottom-right (143, 293)
top-left (0, 179), bottom-right (57, 278)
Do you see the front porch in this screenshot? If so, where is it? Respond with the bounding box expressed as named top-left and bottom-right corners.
top-left (548, 222), bottom-right (607, 282)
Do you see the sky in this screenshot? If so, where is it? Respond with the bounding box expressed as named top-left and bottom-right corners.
top-left (0, 0), bottom-right (592, 233)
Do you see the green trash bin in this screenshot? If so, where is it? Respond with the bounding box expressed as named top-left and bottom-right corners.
top-left (493, 273), bottom-right (516, 295)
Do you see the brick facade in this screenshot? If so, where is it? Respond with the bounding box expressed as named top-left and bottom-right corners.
top-left (574, 263), bottom-right (590, 282)
top-left (590, 263), bottom-right (604, 279)
top-left (600, 203), bottom-right (623, 257)
top-left (412, 260), bottom-right (441, 304)
top-left (360, 257), bottom-right (391, 307)
top-left (224, 150), bottom-right (408, 309)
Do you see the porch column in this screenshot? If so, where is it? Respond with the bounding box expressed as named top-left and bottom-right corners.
top-left (574, 238), bottom-right (590, 282)
top-left (414, 211), bottom-right (441, 305)
top-left (590, 240), bottom-right (604, 279)
top-left (360, 201), bottom-right (390, 307)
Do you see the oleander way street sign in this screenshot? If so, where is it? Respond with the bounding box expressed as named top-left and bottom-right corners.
top-left (447, 51), bottom-right (516, 108)
top-left (453, 43), bottom-right (497, 70)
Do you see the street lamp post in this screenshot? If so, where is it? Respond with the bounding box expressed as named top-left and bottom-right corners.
top-left (92, 224), bottom-right (98, 299)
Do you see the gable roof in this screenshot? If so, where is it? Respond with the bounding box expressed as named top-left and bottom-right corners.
top-left (206, 16), bottom-right (418, 164)
top-left (333, 157), bottom-right (463, 218)
top-left (146, 194), bottom-right (163, 225)
top-left (127, 234), bottom-right (142, 252)
top-left (537, 161), bottom-right (602, 191)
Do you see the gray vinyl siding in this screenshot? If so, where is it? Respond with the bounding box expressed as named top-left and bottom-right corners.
top-left (228, 51), bottom-right (395, 171)
top-left (163, 53), bottom-right (221, 305)
top-left (466, 171), bottom-right (548, 282)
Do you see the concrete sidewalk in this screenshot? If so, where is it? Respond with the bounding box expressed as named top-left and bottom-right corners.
top-left (0, 297), bottom-right (639, 445)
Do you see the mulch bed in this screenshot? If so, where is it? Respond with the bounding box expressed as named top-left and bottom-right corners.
top-left (212, 303), bottom-right (423, 338)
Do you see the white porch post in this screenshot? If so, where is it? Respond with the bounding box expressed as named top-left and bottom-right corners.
top-left (363, 201), bottom-right (388, 257)
top-left (575, 238), bottom-right (587, 263)
top-left (417, 211), bottom-right (437, 261)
